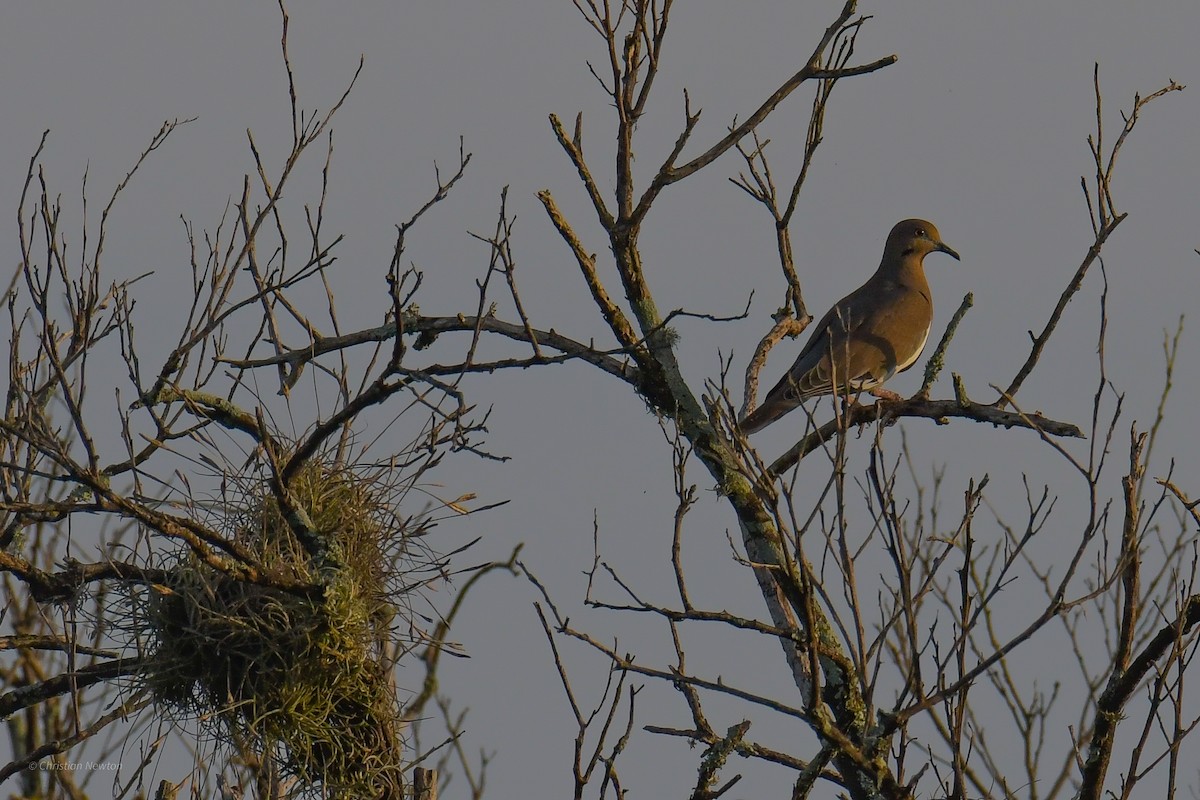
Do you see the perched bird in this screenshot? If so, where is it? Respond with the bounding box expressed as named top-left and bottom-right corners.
top-left (740, 219), bottom-right (959, 435)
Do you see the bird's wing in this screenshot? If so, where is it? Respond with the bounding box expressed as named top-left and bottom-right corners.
top-left (779, 286), bottom-right (883, 396)
top-left (843, 281), bottom-right (932, 379)
top-left (740, 288), bottom-right (878, 434)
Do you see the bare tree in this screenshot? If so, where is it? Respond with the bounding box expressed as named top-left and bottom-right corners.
top-left (506, 6), bottom-right (1190, 798)
top-left (3, 2), bottom-right (1197, 800)
top-left (0, 5), bottom-right (507, 798)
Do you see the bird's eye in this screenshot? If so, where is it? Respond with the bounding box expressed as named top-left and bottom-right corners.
top-left (916, 228), bottom-right (927, 238)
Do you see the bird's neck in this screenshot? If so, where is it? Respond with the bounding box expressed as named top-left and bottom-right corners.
top-left (877, 254), bottom-right (929, 290)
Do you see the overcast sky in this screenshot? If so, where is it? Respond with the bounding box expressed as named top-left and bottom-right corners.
top-left (3, 2), bottom-right (1200, 797)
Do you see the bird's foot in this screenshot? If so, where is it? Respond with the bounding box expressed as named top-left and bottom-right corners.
top-left (869, 387), bottom-right (905, 402)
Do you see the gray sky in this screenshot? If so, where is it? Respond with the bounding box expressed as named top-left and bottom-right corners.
top-left (3, 1), bottom-right (1200, 797)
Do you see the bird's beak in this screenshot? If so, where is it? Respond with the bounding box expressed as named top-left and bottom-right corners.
top-left (935, 240), bottom-right (961, 261)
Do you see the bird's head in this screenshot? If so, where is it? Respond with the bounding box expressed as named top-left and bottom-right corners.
top-left (888, 218), bottom-right (960, 262)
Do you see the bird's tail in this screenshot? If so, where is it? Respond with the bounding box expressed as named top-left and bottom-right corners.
top-left (738, 397), bottom-right (794, 436)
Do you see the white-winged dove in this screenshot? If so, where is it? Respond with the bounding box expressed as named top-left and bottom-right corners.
top-left (740, 219), bottom-right (959, 435)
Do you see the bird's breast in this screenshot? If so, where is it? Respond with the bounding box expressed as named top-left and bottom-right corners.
top-left (895, 322), bottom-right (931, 373)
top-left (876, 282), bottom-right (932, 374)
